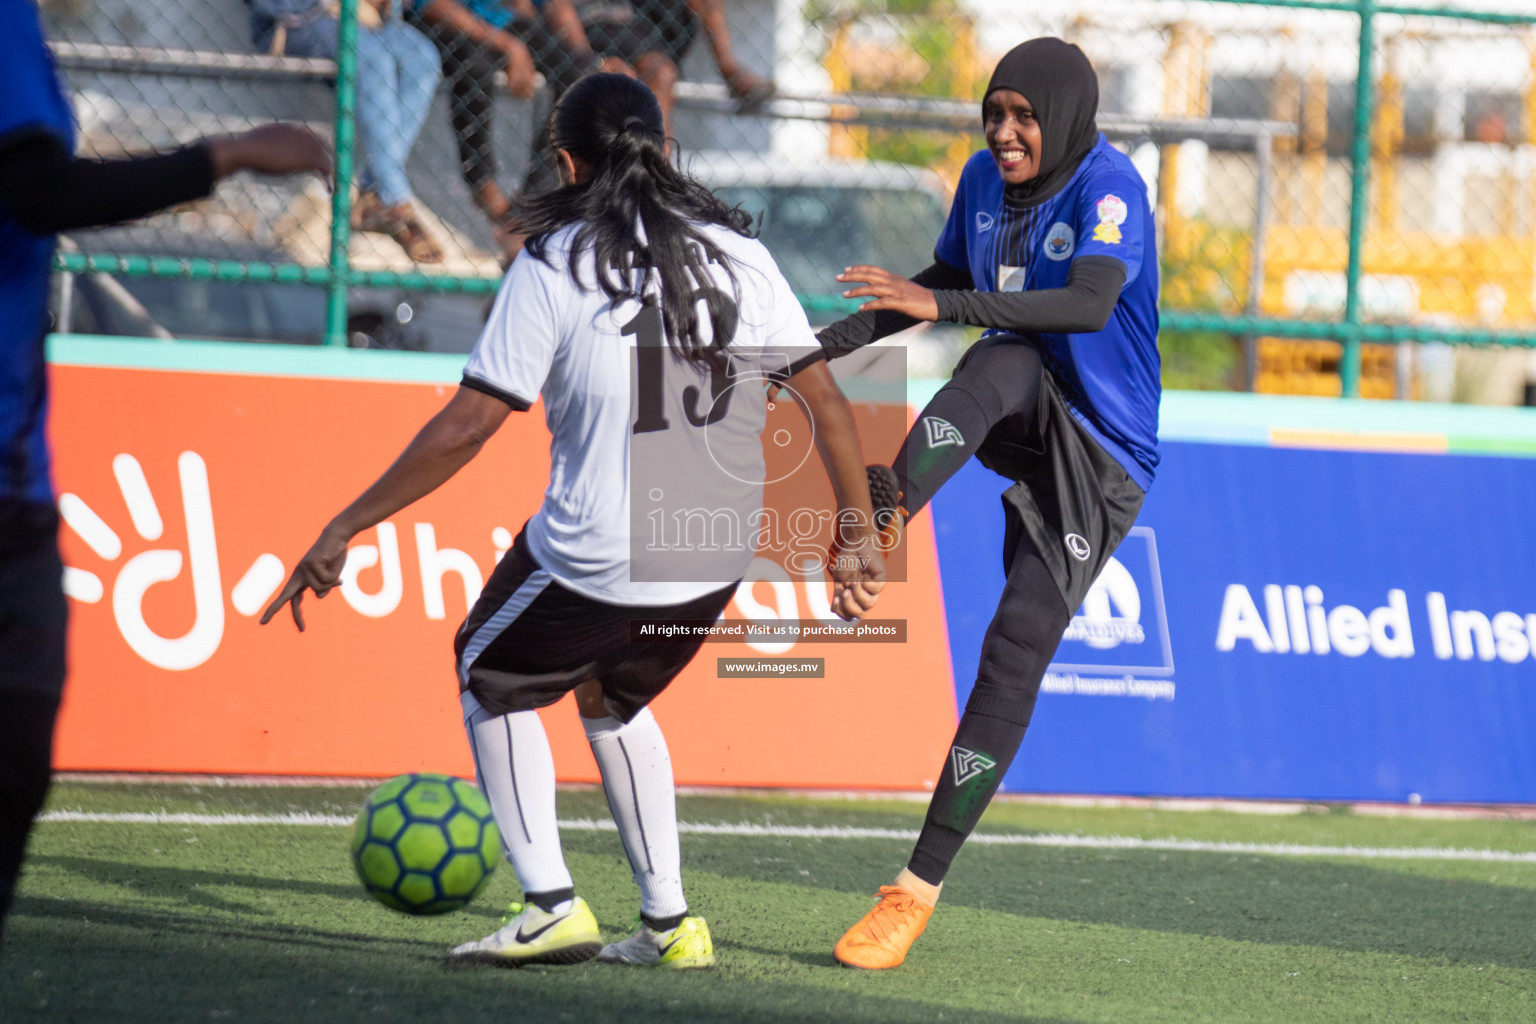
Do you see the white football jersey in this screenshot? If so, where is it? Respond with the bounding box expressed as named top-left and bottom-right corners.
top-left (462, 222), bottom-right (816, 605)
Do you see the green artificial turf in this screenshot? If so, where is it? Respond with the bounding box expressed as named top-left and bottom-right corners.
top-left (3, 780), bottom-right (1534, 1023)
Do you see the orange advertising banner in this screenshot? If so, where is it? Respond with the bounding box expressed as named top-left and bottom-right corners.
top-left (48, 348), bottom-right (956, 790)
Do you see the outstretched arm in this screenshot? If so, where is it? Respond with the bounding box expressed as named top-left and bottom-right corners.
top-left (931, 256), bottom-right (1126, 334)
top-left (813, 256), bottom-right (974, 360)
top-left (261, 386), bottom-right (514, 630)
top-left (0, 123), bottom-right (331, 235)
top-left (835, 255), bottom-right (1127, 336)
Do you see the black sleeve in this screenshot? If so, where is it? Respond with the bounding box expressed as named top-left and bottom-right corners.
top-left (932, 255), bottom-right (1128, 335)
top-left (0, 133), bottom-right (217, 236)
top-left (460, 373), bottom-right (533, 412)
top-left (813, 254), bottom-right (974, 360)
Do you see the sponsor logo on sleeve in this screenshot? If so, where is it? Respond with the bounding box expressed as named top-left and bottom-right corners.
top-left (1096, 194), bottom-right (1128, 225)
top-left (1092, 194), bottom-right (1127, 245)
top-left (1044, 222), bottom-right (1076, 261)
top-left (975, 212), bottom-right (995, 233)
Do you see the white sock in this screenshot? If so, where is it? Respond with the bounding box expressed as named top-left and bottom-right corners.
top-left (460, 692), bottom-right (573, 897)
top-left (582, 706), bottom-right (687, 921)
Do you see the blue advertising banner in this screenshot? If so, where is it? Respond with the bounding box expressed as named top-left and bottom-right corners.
top-left (932, 436), bottom-right (1536, 804)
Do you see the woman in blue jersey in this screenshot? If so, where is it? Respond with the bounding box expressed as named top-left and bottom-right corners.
top-left (818, 37), bottom-right (1161, 969)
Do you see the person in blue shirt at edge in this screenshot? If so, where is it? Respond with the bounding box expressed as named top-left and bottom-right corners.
top-left (813, 37), bottom-right (1161, 970)
top-left (0, 0), bottom-right (333, 949)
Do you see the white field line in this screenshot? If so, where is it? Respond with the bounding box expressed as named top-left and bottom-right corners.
top-left (54, 777), bottom-right (1536, 820)
top-left (36, 811), bottom-right (1536, 864)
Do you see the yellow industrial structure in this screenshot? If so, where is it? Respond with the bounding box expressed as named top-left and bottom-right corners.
top-left (823, 14), bottom-right (1536, 399)
top-left (1158, 22), bottom-right (1536, 398)
top-left (824, 7), bottom-right (979, 185)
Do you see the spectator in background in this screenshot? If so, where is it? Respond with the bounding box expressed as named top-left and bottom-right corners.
top-left (543, 0), bottom-right (679, 136)
top-left (409, 0), bottom-right (623, 224)
top-left (250, 0), bottom-right (449, 263)
top-left (1, 1), bottom-right (334, 948)
top-left (633, 0), bottom-right (772, 111)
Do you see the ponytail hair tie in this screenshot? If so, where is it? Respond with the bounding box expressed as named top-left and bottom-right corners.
top-left (621, 115), bottom-right (653, 135)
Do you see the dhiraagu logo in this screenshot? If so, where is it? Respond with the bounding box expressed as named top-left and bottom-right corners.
top-left (59, 452), bottom-right (238, 671)
top-left (1046, 527), bottom-right (1176, 699)
top-left (58, 451), bottom-right (509, 671)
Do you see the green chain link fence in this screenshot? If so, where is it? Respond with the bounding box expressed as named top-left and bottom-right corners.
top-left (41, 0), bottom-right (1536, 397)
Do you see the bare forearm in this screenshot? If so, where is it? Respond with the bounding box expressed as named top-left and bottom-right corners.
top-left (812, 398), bottom-right (874, 538)
top-left (776, 361), bottom-right (885, 619)
top-left (789, 366), bottom-right (874, 539)
top-left (261, 387), bottom-right (507, 629)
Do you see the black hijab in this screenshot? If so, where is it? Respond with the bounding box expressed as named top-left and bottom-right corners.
top-left (984, 38), bottom-right (1100, 208)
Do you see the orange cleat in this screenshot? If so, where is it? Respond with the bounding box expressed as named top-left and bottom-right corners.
top-left (833, 885), bottom-right (935, 969)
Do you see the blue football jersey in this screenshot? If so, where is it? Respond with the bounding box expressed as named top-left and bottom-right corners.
top-left (0, 0), bottom-right (75, 505)
top-left (935, 137), bottom-right (1161, 489)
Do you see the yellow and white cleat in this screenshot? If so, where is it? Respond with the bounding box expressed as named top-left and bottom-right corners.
top-left (596, 915), bottom-right (716, 969)
top-left (447, 897), bottom-right (602, 967)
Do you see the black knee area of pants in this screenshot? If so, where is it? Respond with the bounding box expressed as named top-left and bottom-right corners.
top-left (931, 375), bottom-right (1003, 425)
top-left (0, 690), bottom-right (61, 932)
top-left (935, 368), bottom-right (1015, 429)
top-left (429, 31), bottom-right (504, 190)
top-left (895, 347), bottom-right (1044, 519)
top-left (948, 335), bottom-right (1044, 423)
top-left (970, 541), bottom-right (1070, 730)
top-left (0, 690), bottom-right (59, 822)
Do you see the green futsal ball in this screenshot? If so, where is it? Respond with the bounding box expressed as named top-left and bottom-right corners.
top-left (350, 773), bottom-right (501, 915)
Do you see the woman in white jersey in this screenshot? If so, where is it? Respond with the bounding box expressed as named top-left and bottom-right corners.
top-left (263, 73), bottom-right (884, 969)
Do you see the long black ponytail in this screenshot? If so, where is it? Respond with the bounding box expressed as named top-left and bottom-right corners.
top-left (515, 73), bottom-right (755, 368)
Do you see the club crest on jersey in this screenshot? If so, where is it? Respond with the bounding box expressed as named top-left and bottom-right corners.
top-left (975, 212), bottom-right (995, 233)
top-left (1092, 194), bottom-right (1127, 244)
top-left (998, 265), bottom-right (1027, 292)
top-left (950, 746), bottom-right (997, 786)
top-left (924, 417), bottom-right (965, 448)
top-left (1044, 222), bottom-right (1075, 261)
